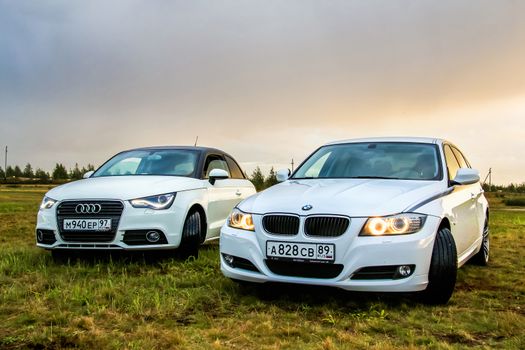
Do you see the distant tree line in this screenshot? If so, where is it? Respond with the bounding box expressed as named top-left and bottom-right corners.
top-left (248, 166), bottom-right (279, 191)
top-left (482, 182), bottom-right (525, 194)
top-left (0, 162), bottom-right (281, 189)
top-left (0, 163), bottom-right (95, 184)
top-left (3, 163), bottom-right (520, 192)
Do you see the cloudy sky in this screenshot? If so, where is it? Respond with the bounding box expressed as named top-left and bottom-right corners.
top-left (1, 0), bottom-right (524, 183)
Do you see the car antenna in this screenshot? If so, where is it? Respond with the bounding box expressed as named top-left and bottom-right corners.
top-left (194, 136), bottom-right (198, 147)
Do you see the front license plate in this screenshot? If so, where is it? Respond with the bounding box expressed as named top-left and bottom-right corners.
top-left (63, 219), bottom-right (112, 231)
top-left (266, 241), bottom-right (335, 262)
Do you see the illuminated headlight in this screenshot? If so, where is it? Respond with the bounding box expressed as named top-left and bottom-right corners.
top-left (227, 208), bottom-right (255, 231)
top-left (130, 193), bottom-right (176, 210)
top-left (40, 196), bottom-right (57, 210)
top-left (360, 214), bottom-right (426, 236)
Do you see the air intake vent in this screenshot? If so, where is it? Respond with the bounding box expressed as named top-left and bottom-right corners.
top-left (304, 216), bottom-right (350, 237)
top-left (265, 260), bottom-right (343, 279)
top-left (36, 229), bottom-right (56, 245)
top-left (262, 215), bottom-right (300, 235)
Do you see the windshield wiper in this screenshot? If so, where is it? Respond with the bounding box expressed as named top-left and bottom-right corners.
top-left (349, 176), bottom-right (402, 180)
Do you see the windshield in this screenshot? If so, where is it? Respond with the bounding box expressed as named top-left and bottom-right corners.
top-left (93, 149), bottom-right (199, 178)
top-left (292, 142), bottom-right (441, 181)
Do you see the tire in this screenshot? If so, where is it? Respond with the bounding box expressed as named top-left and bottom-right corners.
top-left (470, 217), bottom-right (489, 266)
top-left (178, 210), bottom-right (202, 260)
top-left (419, 227), bottom-right (457, 305)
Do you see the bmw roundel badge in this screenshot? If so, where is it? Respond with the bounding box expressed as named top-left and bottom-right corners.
top-left (302, 204), bottom-right (313, 211)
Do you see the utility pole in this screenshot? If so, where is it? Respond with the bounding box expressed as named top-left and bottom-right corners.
top-left (482, 168), bottom-right (492, 190)
top-left (4, 146), bottom-right (7, 181)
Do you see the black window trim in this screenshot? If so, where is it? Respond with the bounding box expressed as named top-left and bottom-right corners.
top-left (442, 144), bottom-right (462, 184)
top-left (201, 153), bottom-right (230, 180)
top-left (225, 155), bottom-right (247, 179)
top-left (450, 145), bottom-right (471, 169)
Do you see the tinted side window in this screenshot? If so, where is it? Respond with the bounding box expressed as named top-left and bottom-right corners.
top-left (203, 155), bottom-right (230, 178)
top-left (451, 147), bottom-right (470, 169)
top-left (225, 156), bottom-right (245, 179)
top-left (443, 145), bottom-right (460, 181)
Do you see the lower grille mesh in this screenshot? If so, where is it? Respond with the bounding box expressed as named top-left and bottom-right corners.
top-left (265, 260), bottom-right (343, 279)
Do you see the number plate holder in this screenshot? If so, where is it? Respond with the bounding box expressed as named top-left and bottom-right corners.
top-left (63, 219), bottom-right (112, 231)
top-left (266, 241), bottom-right (335, 263)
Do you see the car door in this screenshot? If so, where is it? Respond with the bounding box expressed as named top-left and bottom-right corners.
top-left (451, 146), bottom-right (484, 242)
top-left (203, 154), bottom-right (240, 237)
top-left (443, 145), bottom-right (479, 257)
top-left (225, 155), bottom-right (256, 201)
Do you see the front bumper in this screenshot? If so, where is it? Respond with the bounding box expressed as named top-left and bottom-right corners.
top-left (36, 199), bottom-right (188, 250)
top-left (220, 215), bottom-right (440, 292)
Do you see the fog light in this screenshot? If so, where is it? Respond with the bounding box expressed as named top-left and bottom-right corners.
top-left (223, 254), bottom-right (234, 266)
top-left (397, 265), bottom-right (412, 277)
top-left (36, 230), bottom-right (44, 242)
top-left (146, 230), bottom-right (161, 243)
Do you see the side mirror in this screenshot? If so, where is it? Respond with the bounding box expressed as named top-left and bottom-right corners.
top-left (276, 168), bottom-right (291, 182)
top-left (83, 171), bottom-right (95, 179)
top-left (452, 168), bottom-right (480, 185)
top-left (209, 168), bottom-right (229, 185)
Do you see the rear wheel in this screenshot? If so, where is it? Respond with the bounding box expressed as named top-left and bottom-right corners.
top-left (178, 210), bottom-right (202, 259)
top-left (470, 217), bottom-right (489, 266)
top-left (419, 227), bottom-right (457, 305)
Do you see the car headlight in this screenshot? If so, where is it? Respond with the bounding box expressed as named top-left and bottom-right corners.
top-left (360, 213), bottom-right (426, 236)
top-left (40, 196), bottom-right (57, 210)
top-left (228, 208), bottom-right (255, 231)
top-left (129, 193), bottom-right (176, 210)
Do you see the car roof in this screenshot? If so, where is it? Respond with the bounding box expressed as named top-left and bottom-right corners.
top-left (123, 145), bottom-right (230, 156)
top-left (325, 137), bottom-right (444, 146)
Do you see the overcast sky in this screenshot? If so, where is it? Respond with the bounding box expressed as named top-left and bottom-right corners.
top-left (1, 0), bottom-right (524, 183)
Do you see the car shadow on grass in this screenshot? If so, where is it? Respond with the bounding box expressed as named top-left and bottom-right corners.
top-left (234, 281), bottom-right (420, 310)
top-left (48, 243), bottom-right (219, 265)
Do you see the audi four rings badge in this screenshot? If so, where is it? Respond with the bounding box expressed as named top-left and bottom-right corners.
top-left (75, 203), bottom-right (102, 214)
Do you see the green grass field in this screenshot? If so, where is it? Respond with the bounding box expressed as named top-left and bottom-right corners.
top-left (0, 186), bottom-right (523, 349)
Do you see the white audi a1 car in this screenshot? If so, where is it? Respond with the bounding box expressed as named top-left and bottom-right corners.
top-left (220, 137), bottom-right (489, 304)
top-left (36, 146), bottom-right (255, 259)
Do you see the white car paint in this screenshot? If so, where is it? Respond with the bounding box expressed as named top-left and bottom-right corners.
top-left (36, 147), bottom-right (255, 251)
top-left (220, 137), bottom-right (488, 293)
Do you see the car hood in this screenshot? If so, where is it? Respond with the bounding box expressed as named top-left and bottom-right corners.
top-left (46, 176), bottom-right (205, 201)
top-left (239, 178), bottom-right (444, 217)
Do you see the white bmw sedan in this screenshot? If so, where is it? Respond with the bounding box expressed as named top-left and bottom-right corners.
top-left (220, 137), bottom-right (489, 304)
top-left (36, 146), bottom-right (255, 259)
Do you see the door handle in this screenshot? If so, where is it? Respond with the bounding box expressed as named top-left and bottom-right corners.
top-left (471, 191), bottom-right (482, 199)
top-left (235, 190), bottom-right (242, 196)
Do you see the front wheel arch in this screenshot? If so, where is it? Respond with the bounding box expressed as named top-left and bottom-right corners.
top-left (438, 217), bottom-right (451, 231)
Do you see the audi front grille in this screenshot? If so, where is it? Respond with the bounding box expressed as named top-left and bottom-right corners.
top-left (262, 215), bottom-right (300, 235)
top-left (304, 216), bottom-right (350, 237)
top-left (56, 200), bottom-right (124, 242)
